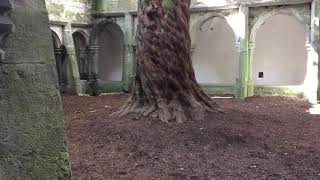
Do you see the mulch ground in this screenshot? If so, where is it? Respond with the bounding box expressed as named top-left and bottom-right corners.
top-left (62, 94), bottom-right (320, 180)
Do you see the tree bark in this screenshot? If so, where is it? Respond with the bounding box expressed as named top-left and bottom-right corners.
top-left (117, 0), bottom-right (217, 122)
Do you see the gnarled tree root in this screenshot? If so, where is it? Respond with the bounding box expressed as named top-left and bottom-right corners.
top-left (113, 93), bottom-right (220, 123)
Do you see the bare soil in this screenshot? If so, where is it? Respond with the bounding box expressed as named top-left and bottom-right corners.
top-left (62, 94), bottom-right (320, 180)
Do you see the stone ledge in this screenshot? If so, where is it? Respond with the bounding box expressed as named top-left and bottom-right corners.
top-left (192, 0), bottom-right (312, 8)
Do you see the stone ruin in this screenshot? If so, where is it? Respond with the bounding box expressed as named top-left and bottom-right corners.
top-left (0, 0), bottom-right (71, 179)
top-left (47, 0), bottom-right (319, 102)
top-left (1, 0), bottom-right (320, 179)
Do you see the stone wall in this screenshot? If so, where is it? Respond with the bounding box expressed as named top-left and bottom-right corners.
top-left (191, 0), bottom-right (312, 7)
top-left (46, 0), bottom-right (92, 24)
top-left (191, 13), bottom-right (238, 85)
top-left (90, 0), bottom-right (313, 13)
top-left (0, 0), bottom-right (71, 179)
top-left (253, 14), bottom-right (308, 86)
top-left (92, 0), bottom-right (138, 13)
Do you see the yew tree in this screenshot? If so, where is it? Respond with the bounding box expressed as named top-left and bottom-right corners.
top-left (117, 0), bottom-right (217, 122)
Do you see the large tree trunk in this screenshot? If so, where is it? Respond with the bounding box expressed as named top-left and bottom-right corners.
top-left (118, 0), bottom-right (217, 122)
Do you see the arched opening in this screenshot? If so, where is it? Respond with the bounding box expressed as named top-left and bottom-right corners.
top-left (51, 30), bottom-right (66, 88)
top-left (73, 31), bottom-right (89, 80)
top-left (51, 30), bottom-right (61, 49)
top-left (253, 14), bottom-right (307, 86)
top-left (96, 22), bottom-right (124, 82)
top-left (192, 17), bottom-right (237, 85)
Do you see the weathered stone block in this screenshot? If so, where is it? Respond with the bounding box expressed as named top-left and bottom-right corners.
top-left (0, 0), bottom-right (71, 179)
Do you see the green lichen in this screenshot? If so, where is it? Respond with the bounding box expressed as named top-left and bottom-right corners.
top-left (47, 2), bottom-right (65, 18)
top-left (98, 81), bottom-right (124, 93)
top-left (0, 0), bottom-right (71, 179)
top-left (92, 0), bottom-right (138, 12)
top-left (253, 86), bottom-right (305, 98)
top-left (200, 84), bottom-right (236, 95)
top-left (46, 0), bottom-right (91, 24)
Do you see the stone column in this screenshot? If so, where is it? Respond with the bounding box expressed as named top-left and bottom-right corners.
top-left (235, 4), bottom-right (249, 99)
top-left (63, 23), bottom-right (81, 95)
top-left (305, 0), bottom-right (320, 103)
top-left (82, 48), bottom-right (89, 79)
top-left (247, 42), bottom-right (255, 97)
top-left (305, 40), bottom-right (318, 103)
top-left (123, 13), bottom-right (135, 92)
top-left (313, 0), bottom-right (320, 102)
top-left (87, 45), bottom-right (100, 95)
top-left (77, 48), bottom-right (88, 79)
top-left (87, 45), bottom-right (100, 79)
top-left (54, 48), bottom-right (64, 86)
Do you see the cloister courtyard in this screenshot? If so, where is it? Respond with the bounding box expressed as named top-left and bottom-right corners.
top-left (2, 0), bottom-right (320, 179)
top-left (62, 94), bottom-right (320, 179)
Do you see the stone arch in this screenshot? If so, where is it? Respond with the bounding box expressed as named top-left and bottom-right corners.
top-left (90, 20), bottom-right (125, 82)
top-left (250, 8), bottom-right (309, 44)
top-left (51, 30), bottom-right (66, 88)
top-left (73, 30), bottom-right (89, 45)
top-left (191, 15), bottom-right (237, 85)
top-left (251, 12), bottom-right (308, 86)
top-left (90, 19), bottom-right (125, 45)
top-left (51, 30), bottom-right (61, 49)
top-left (73, 30), bottom-right (89, 80)
top-left (191, 13), bottom-right (238, 47)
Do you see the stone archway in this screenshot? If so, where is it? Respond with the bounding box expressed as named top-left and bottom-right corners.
top-left (192, 16), bottom-right (237, 88)
top-left (93, 21), bottom-right (124, 82)
top-left (252, 14), bottom-right (308, 86)
top-left (51, 30), bottom-right (66, 87)
top-left (51, 30), bottom-right (61, 49)
top-left (73, 31), bottom-right (89, 80)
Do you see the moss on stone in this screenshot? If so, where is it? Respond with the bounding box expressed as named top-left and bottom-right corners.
top-left (47, 2), bottom-right (65, 18)
top-left (200, 84), bottom-right (236, 95)
top-left (46, 0), bottom-right (91, 24)
top-left (97, 81), bottom-right (124, 93)
top-left (253, 86), bottom-right (305, 98)
top-left (0, 0), bottom-right (71, 179)
top-left (92, 0), bottom-right (138, 13)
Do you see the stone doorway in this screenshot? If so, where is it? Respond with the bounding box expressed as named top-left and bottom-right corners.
top-left (96, 22), bottom-right (124, 82)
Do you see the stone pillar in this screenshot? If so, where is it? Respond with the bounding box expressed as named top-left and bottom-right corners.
top-left (235, 4), bottom-right (249, 99)
top-left (54, 48), bottom-right (65, 86)
top-left (79, 48), bottom-right (88, 79)
top-left (0, 0), bottom-right (71, 179)
top-left (305, 40), bottom-right (318, 103)
top-left (87, 45), bottom-right (100, 95)
top-left (123, 13), bottom-right (135, 92)
top-left (247, 42), bottom-right (255, 97)
top-left (87, 45), bottom-right (100, 79)
top-left (63, 23), bottom-right (81, 95)
top-left (305, 0), bottom-right (320, 103)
